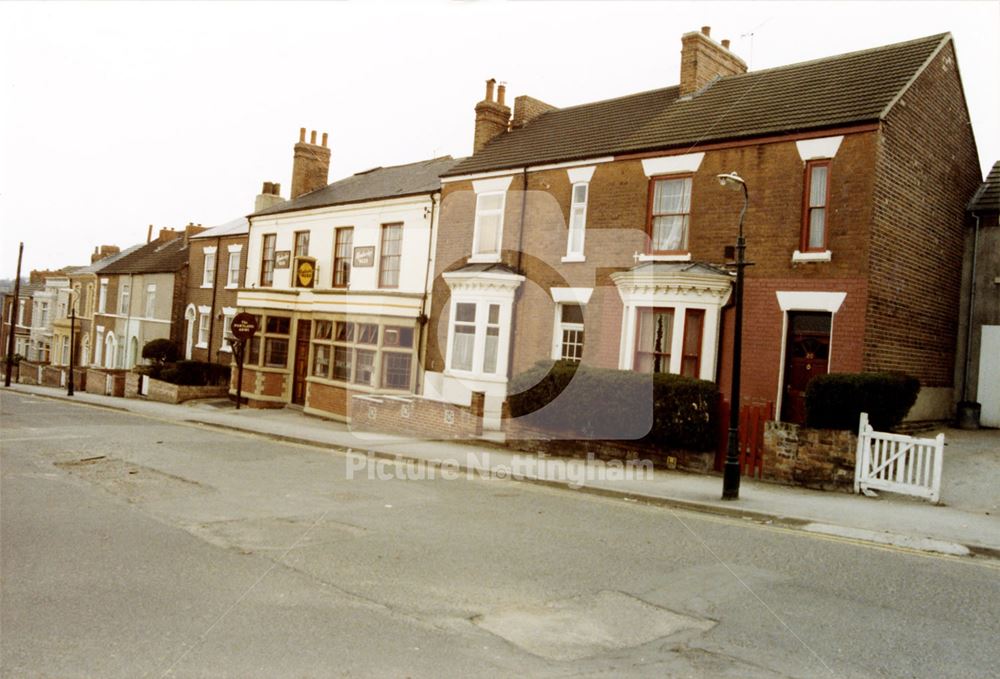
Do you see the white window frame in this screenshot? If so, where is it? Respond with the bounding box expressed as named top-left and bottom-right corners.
top-left (549, 288), bottom-right (593, 360)
top-left (98, 279), bottom-right (108, 313)
top-left (118, 281), bottom-right (130, 315)
top-left (563, 166), bottom-right (595, 262)
top-left (196, 305), bottom-right (211, 348)
top-left (226, 244), bottom-right (243, 288)
top-left (220, 307), bottom-right (235, 352)
top-left (145, 284), bottom-right (156, 318)
top-left (202, 246), bottom-right (217, 288)
top-left (17, 299), bottom-right (25, 326)
top-left (469, 176), bottom-right (514, 263)
top-left (553, 303), bottom-right (585, 361)
top-left (445, 298), bottom-right (513, 377)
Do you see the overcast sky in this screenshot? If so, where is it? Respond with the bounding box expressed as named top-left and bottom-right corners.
top-left (1, 1), bottom-right (998, 278)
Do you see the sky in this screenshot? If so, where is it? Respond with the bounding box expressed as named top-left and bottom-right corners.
top-left (1, 0), bottom-right (998, 278)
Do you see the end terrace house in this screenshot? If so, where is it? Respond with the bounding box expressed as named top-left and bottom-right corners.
top-left (236, 128), bottom-right (460, 416)
top-left (91, 226), bottom-right (205, 369)
top-left (424, 29), bottom-right (980, 428)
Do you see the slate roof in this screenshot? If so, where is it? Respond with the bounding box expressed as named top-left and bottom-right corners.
top-left (253, 156), bottom-right (464, 217)
top-left (445, 33), bottom-right (949, 177)
top-left (969, 161), bottom-right (1000, 212)
top-left (96, 236), bottom-right (191, 275)
top-left (190, 216), bottom-right (249, 239)
top-left (627, 261), bottom-right (733, 277)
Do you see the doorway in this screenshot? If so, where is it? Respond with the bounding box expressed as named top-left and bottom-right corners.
top-left (781, 311), bottom-right (831, 424)
top-left (291, 319), bottom-right (311, 406)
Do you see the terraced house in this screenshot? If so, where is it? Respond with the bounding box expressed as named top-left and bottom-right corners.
top-left (235, 128), bottom-right (460, 417)
top-left (424, 28), bottom-right (981, 428)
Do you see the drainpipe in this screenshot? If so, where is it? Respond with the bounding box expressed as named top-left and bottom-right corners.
top-left (505, 167), bottom-right (529, 379)
top-left (207, 235), bottom-right (222, 364)
top-left (417, 192), bottom-right (438, 394)
top-left (961, 212), bottom-right (981, 403)
top-left (123, 272), bottom-right (134, 369)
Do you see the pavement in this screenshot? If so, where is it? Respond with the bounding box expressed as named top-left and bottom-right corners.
top-left (7, 383), bottom-right (1000, 559)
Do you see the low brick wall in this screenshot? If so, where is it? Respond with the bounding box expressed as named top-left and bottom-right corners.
top-left (17, 361), bottom-right (44, 385)
top-left (84, 368), bottom-right (127, 397)
top-left (41, 365), bottom-right (65, 388)
top-left (349, 392), bottom-right (485, 439)
top-left (70, 367), bottom-right (87, 391)
top-left (126, 373), bottom-right (229, 404)
top-left (762, 421), bottom-right (857, 491)
top-left (505, 420), bottom-right (715, 472)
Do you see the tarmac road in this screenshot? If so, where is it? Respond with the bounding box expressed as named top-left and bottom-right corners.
top-left (2, 390), bottom-right (998, 678)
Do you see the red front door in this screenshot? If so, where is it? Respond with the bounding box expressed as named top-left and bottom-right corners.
top-left (292, 320), bottom-right (311, 406)
top-left (781, 312), bottom-right (831, 424)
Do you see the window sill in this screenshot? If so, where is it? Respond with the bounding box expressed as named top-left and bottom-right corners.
top-left (561, 254), bottom-right (586, 263)
top-left (792, 250), bottom-right (832, 262)
top-left (195, 342), bottom-right (208, 349)
top-left (636, 253), bottom-right (692, 263)
top-left (468, 254), bottom-right (502, 264)
top-left (219, 346), bottom-right (231, 353)
top-left (200, 285), bottom-right (213, 289)
top-left (443, 368), bottom-right (508, 383)
top-left (225, 284), bottom-right (239, 290)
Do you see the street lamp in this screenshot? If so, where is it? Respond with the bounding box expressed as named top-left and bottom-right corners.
top-left (717, 171), bottom-right (749, 500)
top-left (67, 288), bottom-right (78, 396)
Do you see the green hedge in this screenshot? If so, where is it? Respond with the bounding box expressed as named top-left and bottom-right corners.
top-left (508, 360), bottom-right (719, 451)
top-left (805, 372), bottom-right (920, 431)
top-left (157, 361), bottom-right (230, 387)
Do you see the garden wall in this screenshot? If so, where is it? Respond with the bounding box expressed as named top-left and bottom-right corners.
top-left (761, 421), bottom-right (857, 491)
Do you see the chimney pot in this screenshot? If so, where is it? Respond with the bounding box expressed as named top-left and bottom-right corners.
top-left (273, 182), bottom-right (281, 195)
top-left (321, 132), bottom-right (328, 147)
top-left (310, 130), bottom-right (317, 144)
top-left (485, 78), bottom-right (496, 102)
top-left (299, 127), bottom-right (306, 142)
top-left (722, 38), bottom-right (730, 49)
top-left (680, 26), bottom-right (747, 96)
top-left (701, 25), bottom-right (711, 36)
top-left (497, 83), bottom-right (506, 106)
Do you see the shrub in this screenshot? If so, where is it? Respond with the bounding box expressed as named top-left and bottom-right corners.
top-left (508, 361), bottom-right (719, 451)
top-left (157, 360), bottom-right (230, 386)
top-left (142, 338), bottom-right (180, 365)
top-left (805, 372), bottom-right (920, 431)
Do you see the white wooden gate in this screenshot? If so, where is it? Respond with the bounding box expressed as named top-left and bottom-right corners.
top-left (854, 413), bottom-right (944, 504)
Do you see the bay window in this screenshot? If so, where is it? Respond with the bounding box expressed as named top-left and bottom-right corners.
top-left (634, 307), bottom-right (705, 378)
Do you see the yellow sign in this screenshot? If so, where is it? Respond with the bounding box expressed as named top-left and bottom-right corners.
top-left (296, 258), bottom-right (315, 288)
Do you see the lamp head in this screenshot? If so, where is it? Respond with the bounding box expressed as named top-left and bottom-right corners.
top-left (717, 171), bottom-right (746, 188)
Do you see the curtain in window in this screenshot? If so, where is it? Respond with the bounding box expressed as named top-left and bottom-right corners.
top-left (808, 165), bottom-right (828, 249)
top-left (651, 178), bottom-right (691, 251)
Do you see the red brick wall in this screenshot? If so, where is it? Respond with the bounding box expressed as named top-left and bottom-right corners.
top-left (185, 233), bottom-right (248, 365)
top-left (867, 41), bottom-right (981, 387)
top-left (349, 392), bottom-right (484, 439)
top-left (429, 131), bottom-right (879, 399)
top-left (307, 381), bottom-right (349, 417)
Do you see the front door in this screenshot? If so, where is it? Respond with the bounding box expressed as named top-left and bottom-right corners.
top-left (781, 311), bottom-right (831, 424)
top-left (292, 319), bottom-right (311, 406)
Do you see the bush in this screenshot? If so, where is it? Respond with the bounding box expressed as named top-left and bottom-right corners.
top-left (805, 372), bottom-right (920, 431)
top-left (157, 360), bottom-right (230, 387)
top-left (142, 338), bottom-right (180, 365)
top-left (508, 361), bottom-right (719, 451)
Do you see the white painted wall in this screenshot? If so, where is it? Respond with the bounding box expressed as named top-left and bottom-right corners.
top-left (245, 194), bottom-right (437, 295)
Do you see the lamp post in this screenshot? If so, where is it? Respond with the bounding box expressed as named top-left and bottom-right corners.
top-left (717, 171), bottom-right (749, 500)
top-left (67, 288), bottom-right (78, 396)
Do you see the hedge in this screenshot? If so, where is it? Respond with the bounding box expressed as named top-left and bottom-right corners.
top-left (152, 360), bottom-right (230, 387)
top-left (141, 338), bottom-right (180, 365)
top-left (805, 372), bottom-right (920, 431)
top-left (508, 360), bottom-right (719, 451)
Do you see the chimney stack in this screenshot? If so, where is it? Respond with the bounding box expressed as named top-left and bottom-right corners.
top-left (290, 127), bottom-right (331, 198)
top-left (473, 78), bottom-right (512, 154)
top-left (511, 95), bottom-right (558, 130)
top-left (158, 227), bottom-right (182, 242)
top-left (255, 180), bottom-right (286, 213)
top-left (91, 245), bottom-right (120, 263)
top-left (679, 26), bottom-right (747, 97)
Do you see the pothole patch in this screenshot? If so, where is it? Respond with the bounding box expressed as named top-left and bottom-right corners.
top-left (55, 456), bottom-right (207, 504)
top-left (473, 590), bottom-right (715, 661)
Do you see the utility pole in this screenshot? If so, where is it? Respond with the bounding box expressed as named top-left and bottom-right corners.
top-left (5, 242), bottom-right (24, 387)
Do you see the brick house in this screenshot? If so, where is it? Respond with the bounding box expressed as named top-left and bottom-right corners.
top-left (424, 29), bottom-right (981, 429)
top-left (90, 226), bottom-right (205, 369)
top-left (956, 160), bottom-right (1000, 426)
top-left (184, 217), bottom-right (249, 364)
top-left (235, 128), bottom-right (460, 417)
top-left (1, 281), bottom-right (37, 362)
